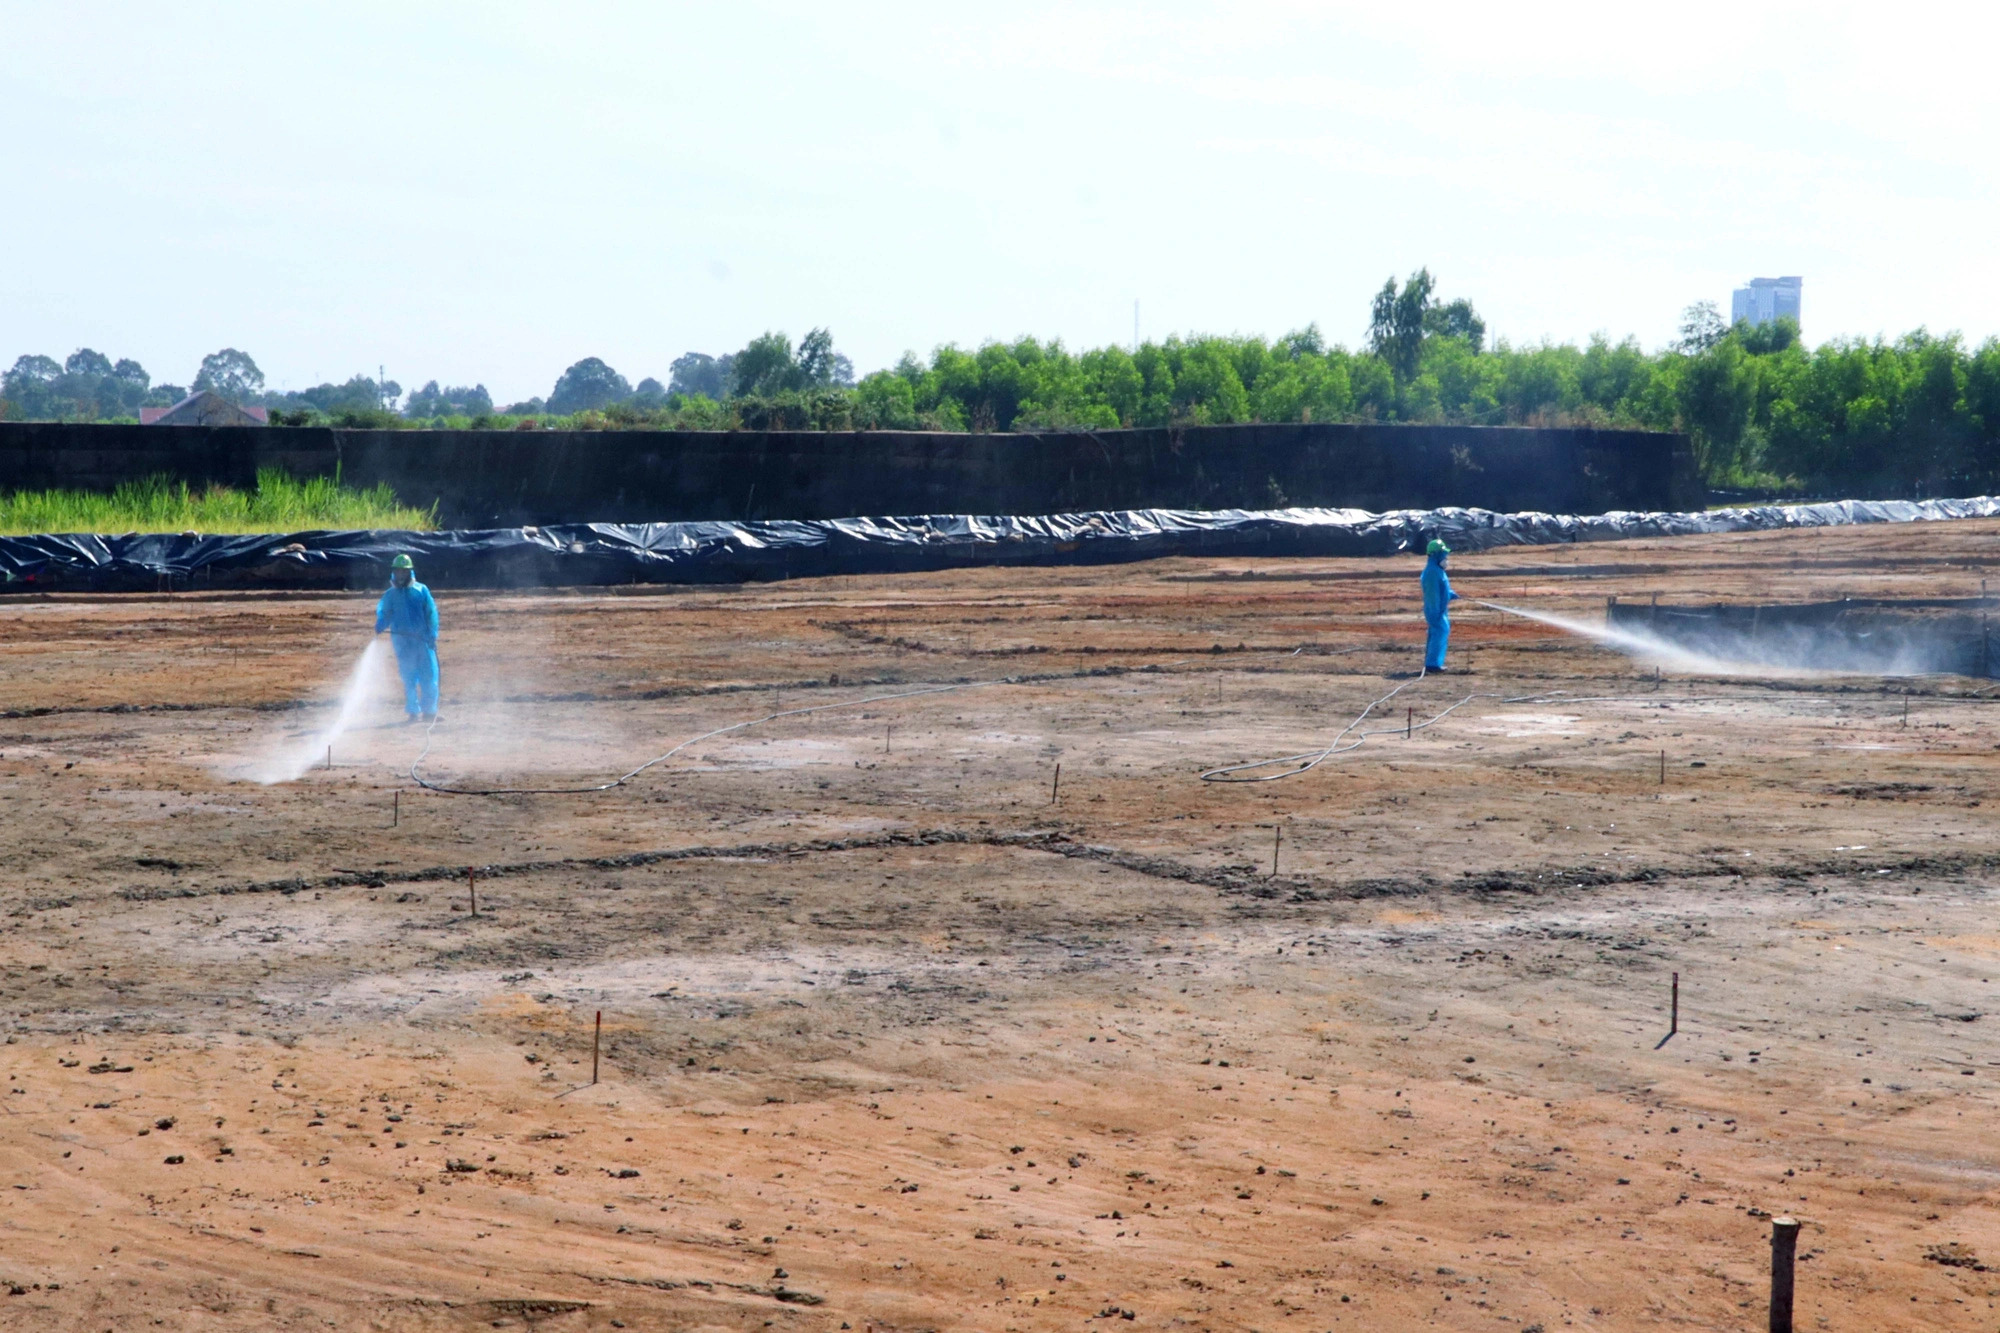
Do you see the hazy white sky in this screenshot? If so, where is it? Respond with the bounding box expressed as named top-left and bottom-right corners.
top-left (4, 1), bottom-right (1995, 404)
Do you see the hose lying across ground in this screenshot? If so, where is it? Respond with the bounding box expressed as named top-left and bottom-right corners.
top-left (1199, 599), bottom-right (1686, 782)
top-left (1199, 666), bottom-right (1461, 783)
top-left (1196, 598), bottom-right (1844, 782)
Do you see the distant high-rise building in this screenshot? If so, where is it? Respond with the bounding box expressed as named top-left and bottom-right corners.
top-left (1731, 276), bottom-right (1802, 330)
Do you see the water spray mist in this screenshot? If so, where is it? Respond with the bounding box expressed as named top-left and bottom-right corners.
top-left (250, 638), bottom-right (389, 784)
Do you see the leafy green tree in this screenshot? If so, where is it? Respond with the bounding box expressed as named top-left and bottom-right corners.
top-left (1012, 338), bottom-right (1119, 431)
top-left (1298, 354), bottom-right (1358, 423)
top-left (193, 348), bottom-right (265, 403)
top-left (2, 355), bottom-right (61, 419)
top-left (668, 352), bottom-right (732, 399)
top-left (971, 341), bottom-right (1031, 430)
top-left (1764, 341), bottom-right (1853, 483)
top-left (1675, 338), bottom-right (1756, 478)
top-left (796, 328), bottom-right (855, 388)
top-left (65, 349), bottom-right (113, 378)
top-left (1577, 335), bottom-right (1655, 419)
top-left (1496, 343), bottom-right (1584, 424)
top-left (1424, 299), bottom-right (1486, 354)
top-left (63, 351), bottom-right (150, 417)
top-left (1132, 344), bottom-right (1176, 426)
top-left (1170, 339), bottom-right (1249, 424)
top-left (854, 370), bottom-right (918, 429)
top-left (926, 345), bottom-right (982, 424)
top-left (1736, 316), bottom-right (1800, 356)
top-left (402, 381), bottom-right (493, 419)
top-left (0, 351), bottom-right (151, 419)
top-left (1398, 371), bottom-right (1444, 422)
top-left (1279, 324), bottom-right (1326, 359)
top-left (107, 359), bottom-right (156, 414)
top-left (730, 333), bottom-right (803, 397)
top-left (1674, 302), bottom-right (1729, 354)
top-left (1081, 346), bottom-right (1144, 425)
top-left (268, 375), bottom-right (401, 422)
top-left (1342, 353), bottom-right (1390, 421)
top-left (1225, 337), bottom-right (1276, 400)
top-left (17, 300), bottom-right (2000, 498)
top-left (1901, 332), bottom-right (1973, 485)
top-left (1420, 336), bottom-right (1499, 422)
top-left (548, 358), bottom-right (631, 414)
top-left (1967, 339), bottom-right (2000, 472)
top-left (660, 392), bottom-right (729, 429)
top-left (1368, 268), bottom-right (1434, 379)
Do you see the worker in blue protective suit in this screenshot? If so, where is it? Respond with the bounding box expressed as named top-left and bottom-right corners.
top-left (1420, 538), bottom-right (1460, 672)
top-left (375, 554), bottom-right (441, 721)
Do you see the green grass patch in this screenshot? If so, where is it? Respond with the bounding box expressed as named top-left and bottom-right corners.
top-left (0, 468), bottom-right (437, 535)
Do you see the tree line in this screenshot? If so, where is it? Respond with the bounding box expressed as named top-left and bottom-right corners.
top-left (0, 328), bottom-right (857, 429)
top-left (6, 274), bottom-right (1999, 497)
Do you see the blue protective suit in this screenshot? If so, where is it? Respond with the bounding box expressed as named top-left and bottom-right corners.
top-left (375, 580), bottom-right (440, 717)
top-left (1420, 555), bottom-right (1458, 671)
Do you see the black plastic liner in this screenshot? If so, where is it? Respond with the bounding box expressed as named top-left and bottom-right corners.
top-left (4, 496), bottom-right (1999, 592)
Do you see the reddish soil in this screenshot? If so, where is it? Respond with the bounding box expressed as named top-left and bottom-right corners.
top-left (2, 520), bottom-right (1999, 1330)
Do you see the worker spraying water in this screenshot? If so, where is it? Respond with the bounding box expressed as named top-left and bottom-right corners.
top-left (1420, 538), bottom-right (1461, 672)
top-left (375, 554), bottom-right (441, 722)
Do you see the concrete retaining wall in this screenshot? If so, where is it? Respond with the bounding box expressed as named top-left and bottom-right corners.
top-left (0, 421), bottom-right (1698, 526)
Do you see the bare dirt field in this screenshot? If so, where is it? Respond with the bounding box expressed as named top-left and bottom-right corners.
top-left (4, 521), bottom-right (2000, 1331)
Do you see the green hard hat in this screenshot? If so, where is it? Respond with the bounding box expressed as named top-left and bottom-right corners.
top-left (1426, 539), bottom-right (1450, 555)
top-left (390, 554), bottom-right (415, 570)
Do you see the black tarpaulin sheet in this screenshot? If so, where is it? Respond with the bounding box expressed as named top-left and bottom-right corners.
top-left (4, 496), bottom-right (1999, 591)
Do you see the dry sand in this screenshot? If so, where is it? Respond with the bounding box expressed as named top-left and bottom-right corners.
top-left (2, 521), bottom-right (1999, 1330)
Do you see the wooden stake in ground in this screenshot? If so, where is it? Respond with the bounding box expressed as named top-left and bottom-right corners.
top-left (1659, 749), bottom-right (1666, 785)
top-left (325, 745), bottom-right (332, 771)
top-left (467, 868), bottom-right (477, 918)
top-left (592, 1010), bottom-right (602, 1085)
top-left (1271, 825), bottom-right (1282, 877)
top-left (1405, 707), bottom-right (1412, 739)
top-left (1768, 1215), bottom-right (1800, 1332)
top-left (1655, 970), bottom-right (1679, 1049)
top-left (392, 790), bottom-right (399, 827)
top-left (1051, 763), bottom-right (1061, 805)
